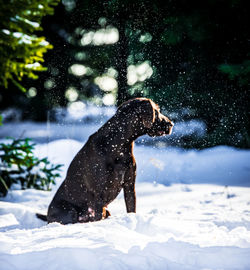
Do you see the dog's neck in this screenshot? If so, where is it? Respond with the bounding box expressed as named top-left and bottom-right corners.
top-left (100, 114), bottom-right (147, 150)
top-left (128, 127), bottom-right (146, 142)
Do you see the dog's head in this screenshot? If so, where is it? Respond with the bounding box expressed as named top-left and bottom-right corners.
top-left (118, 98), bottom-right (174, 137)
top-left (146, 108), bottom-right (174, 137)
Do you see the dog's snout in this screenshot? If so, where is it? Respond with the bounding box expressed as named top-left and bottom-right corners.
top-left (163, 118), bottom-right (174, 127)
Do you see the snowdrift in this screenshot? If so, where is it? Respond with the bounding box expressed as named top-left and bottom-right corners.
top-left (0, 139), bottom-right (250, 270)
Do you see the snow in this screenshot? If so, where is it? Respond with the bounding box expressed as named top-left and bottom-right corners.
top-left (0, 138), bottom-right (250, 269)
top-left (0, 104), bottom-right (206, 145)
top-left (0, 120), bottom-right (206, 145)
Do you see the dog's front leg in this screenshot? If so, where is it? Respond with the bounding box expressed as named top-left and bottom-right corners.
top-left (78, 201), bottom-right (104, 222)
top-left (88, 201), bottom-right (104, 222)
top-left (123, 170), bottom-right (136, 213)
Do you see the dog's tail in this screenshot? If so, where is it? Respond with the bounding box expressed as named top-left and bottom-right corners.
top-left (36, 213), bottom-right (47, 222)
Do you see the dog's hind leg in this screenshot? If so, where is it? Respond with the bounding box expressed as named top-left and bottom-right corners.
top-left (102, 207), bottom-right (111, 219)
top-left (47, 200), bottom-right (79, 224)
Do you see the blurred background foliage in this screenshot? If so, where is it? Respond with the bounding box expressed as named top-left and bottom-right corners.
top-left (0, 0), bottom-right (249, 148)
top-left (0, 0), bottom-right (60, 90)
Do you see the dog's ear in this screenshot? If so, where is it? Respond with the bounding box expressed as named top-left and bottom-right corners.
top-left (118, 98), bottom-right (156, 128)
top-left (137, 99), bottom-right (156, 129)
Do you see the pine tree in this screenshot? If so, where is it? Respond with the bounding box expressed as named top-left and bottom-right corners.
top-left (0, 0), bottom-right (59, 91)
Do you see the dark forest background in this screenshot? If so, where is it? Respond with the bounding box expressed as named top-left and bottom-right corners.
top-left (0, 0), bottom-right (249, 148)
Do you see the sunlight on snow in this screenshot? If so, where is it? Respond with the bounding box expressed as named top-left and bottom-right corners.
top-left (80, 27), bottom-right (119, 46)
top-left (103, 93), bottom-right (116, 106)
top-left (127, 61), bottom-right (153, 85)
top-left (25, 62), bottom-right (41, 69)
top-left (67, 101), bottom-right (86, 118)
top-left (139, 32), bottom-right (152, 43)
top-left (44, 79), bottom-right (55, 90)
top-left (94, 76), bottom-right (118, 92)
top-left (149, 158), bottom-right (165, 171)
top-left (27, 87), bottom-right (37, 98)
top-left (69, 64), bottom-right (88, 76)
top-left (65, 87), bottom-right (79, 102)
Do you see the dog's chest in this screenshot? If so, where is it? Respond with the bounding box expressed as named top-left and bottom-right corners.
top-left (104, 155), bottom-right (133, 189)
top-left (102, 168), bottom-right (125, 204)
top-left (106, 154), bottom-right (132, 174)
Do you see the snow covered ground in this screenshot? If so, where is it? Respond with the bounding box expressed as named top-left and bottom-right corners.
top-left (0, 139), bottom-right (250, 270)
top-left (0, 104), bottom-right (206, 145)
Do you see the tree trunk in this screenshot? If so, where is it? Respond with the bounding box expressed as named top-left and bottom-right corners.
top-left (116, 21), bottom-right (130, 106)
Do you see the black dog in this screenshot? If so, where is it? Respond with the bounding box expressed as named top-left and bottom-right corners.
top-left (37, 98), bottom-right (174, 224)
